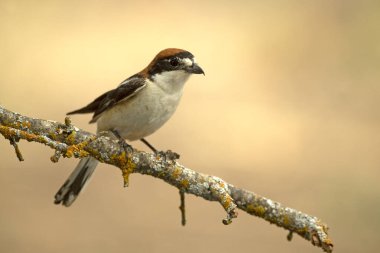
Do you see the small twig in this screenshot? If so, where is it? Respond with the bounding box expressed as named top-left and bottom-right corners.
top-left (50, 150), bottom-right (62, 163)
top-left (64, 116), bottom-right (72, 127)
top-left (209, 177), bottom-right (238, 225)
top-left (10, 137), bottom-right (24, 161)
top-left (179, 189), bottom-right (186, 226)
top-left (287, 231), bottom-right (293, 241)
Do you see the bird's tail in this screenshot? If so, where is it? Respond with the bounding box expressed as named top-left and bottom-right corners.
top-left (54, 157), bottom-right (99, 207)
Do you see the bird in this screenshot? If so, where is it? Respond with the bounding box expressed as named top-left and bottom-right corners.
top-left (54, 48), bottom-right (204, 207)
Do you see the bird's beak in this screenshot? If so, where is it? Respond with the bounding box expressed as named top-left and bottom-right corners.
top-left (187, 63), bottom-right (205, 75)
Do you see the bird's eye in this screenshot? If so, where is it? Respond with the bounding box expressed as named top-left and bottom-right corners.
top-left (169, 58), bottom-right (179, 67)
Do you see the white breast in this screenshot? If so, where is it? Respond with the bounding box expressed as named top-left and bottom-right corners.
top-left (96, 70), bottom-right (191, 141)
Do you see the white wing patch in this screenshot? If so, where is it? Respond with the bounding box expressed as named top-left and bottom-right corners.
top-left (118, 76), bottom-right (139, 86)
top-left (117, 83), bottom-right (147, 103)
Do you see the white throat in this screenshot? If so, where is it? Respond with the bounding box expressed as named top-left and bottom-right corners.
top-left (152, 70), bottom-right (191, 94)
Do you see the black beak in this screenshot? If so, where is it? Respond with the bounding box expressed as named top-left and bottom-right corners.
top-left (187, 63), bottom-right (205, 75)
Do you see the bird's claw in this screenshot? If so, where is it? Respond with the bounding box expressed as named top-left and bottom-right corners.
top-left (156, 149), bottom-right (180, 161)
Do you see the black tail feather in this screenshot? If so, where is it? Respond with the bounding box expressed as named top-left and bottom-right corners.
top-left (55, 157), bottom-right (98, 207)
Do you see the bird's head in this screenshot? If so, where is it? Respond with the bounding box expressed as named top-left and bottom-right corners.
top-left (140, 49), bottom-right (204, 93)
top-left (145, 48), bottom-right (204, 76)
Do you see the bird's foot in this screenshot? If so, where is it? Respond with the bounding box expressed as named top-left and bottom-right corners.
top-left (111, 129), bottom-right (133, 153)
top-left (156, 149), bottom-right (180, 161)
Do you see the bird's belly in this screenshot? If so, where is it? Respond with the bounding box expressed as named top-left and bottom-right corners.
top-left (96, 86), bottom-right (182, 141)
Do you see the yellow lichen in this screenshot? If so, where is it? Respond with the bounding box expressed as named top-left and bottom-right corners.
top-left (181, 179), bottom-right (189, 188)
top-left (66, 131), bottom-right (76, 144)
top-left (111, 151), bottom-right (129, 167)
top-left (63, 136), bottom-right (95, 158)
top-left (65, 145), bottom-right (75, 158)
top-left (49, 131), bottom-right (57, 140)
top-left (323, 238), bottom-right (334, 247)
top-left (0, 126), bottom-right (13, 139)
top-left (246, 204), bottom-right (266, 217)
top-left (21, 121), bottom-right (31, 129)
top-left (283, 215), bottom-right (291, 226)
top-left (222, 196), bottom-right (233, 210)
top-left (246, 204), bottom-right (255, 212)
top-left (296, 225), bottom-right (310, 235)
top-left (117, 151), bottom-right (136, 187)
top-left (172, 167), bottom-right (182, 179)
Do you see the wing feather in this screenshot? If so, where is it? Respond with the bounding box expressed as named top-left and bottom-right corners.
top-left (67, 75), bottom-right (146, 123)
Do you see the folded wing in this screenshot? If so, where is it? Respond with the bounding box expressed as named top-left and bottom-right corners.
top-left (67, 75), bottom-right (146, 123)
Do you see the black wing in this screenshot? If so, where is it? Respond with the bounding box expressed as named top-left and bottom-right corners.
top-left (67, 75), bottom-right (146, 123)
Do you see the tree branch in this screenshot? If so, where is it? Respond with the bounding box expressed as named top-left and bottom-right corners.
top-left (0, 105), bottom-right (333, 252)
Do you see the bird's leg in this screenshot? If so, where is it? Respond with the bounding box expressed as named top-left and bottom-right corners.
top-left (140, 138), bottom-right (158, 153)
top-left (140, 138), bottom-right (180, 160)
top-left (111, 129), bottom-right (133, 152)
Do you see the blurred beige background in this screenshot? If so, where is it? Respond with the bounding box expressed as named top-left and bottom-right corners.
top-left (1, 0), bottom-right (379, 252)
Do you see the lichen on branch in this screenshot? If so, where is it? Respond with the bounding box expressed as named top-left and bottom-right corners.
top-left (0, 105), bottom-right (333, 253)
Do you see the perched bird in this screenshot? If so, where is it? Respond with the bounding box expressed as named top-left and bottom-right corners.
top-left (54, 48), bottom-right (204, 206)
